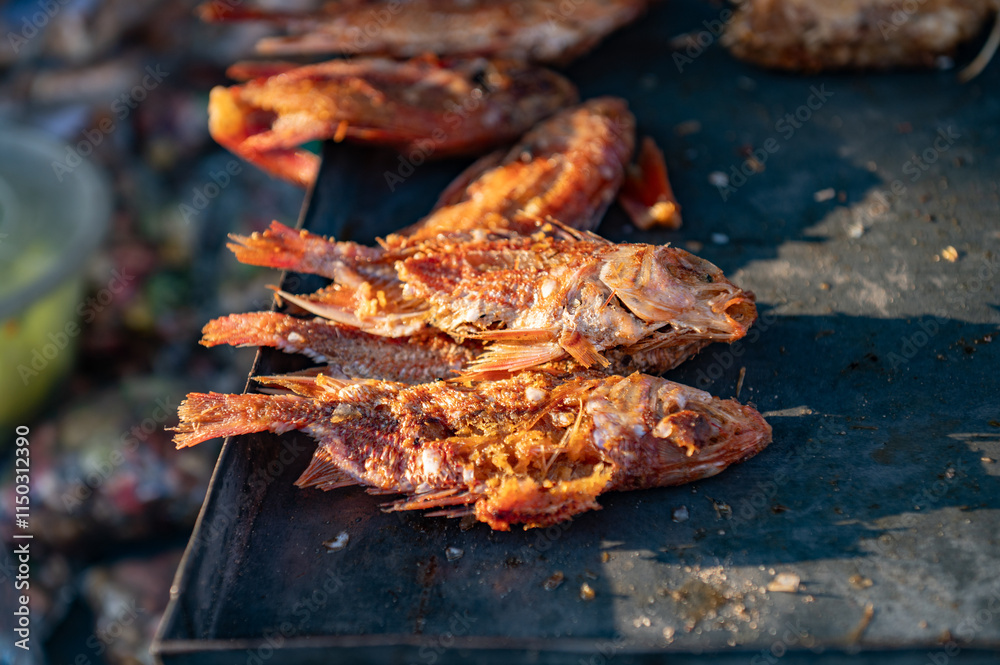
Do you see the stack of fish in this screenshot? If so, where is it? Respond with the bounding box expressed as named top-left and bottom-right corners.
top-left (172, 0), bottom-right (774, 530)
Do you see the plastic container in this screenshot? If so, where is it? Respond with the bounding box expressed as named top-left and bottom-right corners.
top-left (0, 127), bottom-right (111, 428)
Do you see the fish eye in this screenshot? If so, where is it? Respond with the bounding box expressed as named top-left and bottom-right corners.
top-left (703, 274), bottom-right (714, 283)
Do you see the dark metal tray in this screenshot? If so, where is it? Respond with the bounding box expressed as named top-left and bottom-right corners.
top-left (153, 1), bottom-right (1000, 662)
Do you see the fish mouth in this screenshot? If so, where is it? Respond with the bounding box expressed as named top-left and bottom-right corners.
top-left (717, 291), bottom-right (757, 339)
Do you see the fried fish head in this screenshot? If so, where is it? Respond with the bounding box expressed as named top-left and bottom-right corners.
top-left (598, 244), bottom-right (757, 342)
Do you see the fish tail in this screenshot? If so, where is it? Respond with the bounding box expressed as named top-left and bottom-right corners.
top-left (208, 88), bottom-right (319, 187)
top-left (226, 221), bottom-right (343, 276)
top-left (171, 392), bottom-right (323, 449)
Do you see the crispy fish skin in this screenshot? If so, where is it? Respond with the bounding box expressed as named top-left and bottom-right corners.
top-left (199, 0), bottom-right (648, 64)
top-left (172, 371), bottom-right (771, 530)
top-left (722, 0), bottom-right (996, 72)
top-left (209, 56), bottom-right (577, 186)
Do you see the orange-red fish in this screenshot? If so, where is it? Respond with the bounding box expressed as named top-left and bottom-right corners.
top-left (261, 230), bottom-right (756, 378)
top-left (209, 56), bottom-right (577, 186)
top-left (173, 371), bottom-right (772, 530)
top-left (201, 310), bottom-right (713, 381)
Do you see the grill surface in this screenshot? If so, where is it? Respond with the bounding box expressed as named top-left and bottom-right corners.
top-left (154, 1), bottom-right (1000, 662)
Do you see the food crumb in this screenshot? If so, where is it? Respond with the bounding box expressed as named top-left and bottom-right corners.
top-left (544, 571), bottom-right (565, 590)
top-left (601, 552), bottom-right (610, 563)
top-left (324, 531), bottom-right (349, 552)
top-left (767, 572), bottom-right (800, 593)
top-left (580, 583), bottom-right (596, 601)
top-left (445, 546), bottom-right (464, 561)
top-left (672, 506), bottom-right (690, 523)
top-left (814, 187), bottom-right (836, 202)
top-left (709, 497), bottom-right (732, 520)
top-left (942, 246), bottom-right (959, 262)
top-left (663, 626), bottom-right (676, 642)
top-left (849, 574), bottom-right (873, 589)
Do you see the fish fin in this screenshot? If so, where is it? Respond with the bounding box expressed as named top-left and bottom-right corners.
top-left (559, 331), bottom-right (610, 369)
top-left (171, 392), bottom-right (319, 448)
top-left (254, 374), bottom-right (349, 398)
top-left (465, 328), bottom-right (557, 342)
top-left (542, 218), bottom-right (611, 244)
top-left (424, 507), bottom-right (476, 518)
top-left (296, 448), bottom-right (358, 489)
top-left (273, 288), bottom-right (427, 336)
top-left (365, 487), bottom-right (402, 496)
top-left (271, 289), bottom-right (362, 325)
top-left (226, 221), bottom-right (334, 273)
top-left (384, 489), bottom-right (479, 512)
top-left (279, 366), bottom-right (328, 378)
top-left (458, 343), bottom-right (565, 379)
top-left (619, 136), bottom-right (682, 231)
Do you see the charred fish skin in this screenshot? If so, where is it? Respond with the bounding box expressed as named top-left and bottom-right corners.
top-left (172, 371), bottom-right (772, 530)
top-left (209, 56), bottom-right (578, 186)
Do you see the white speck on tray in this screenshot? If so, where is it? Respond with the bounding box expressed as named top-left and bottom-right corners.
top-left (814, 187), bottom-right (836, 202)
top-left (708, 172), bottom-right (729, 188)
top-left (767, 572), bottom-right (801, 593)
top-left (324, 531), bottom-right (349, 552)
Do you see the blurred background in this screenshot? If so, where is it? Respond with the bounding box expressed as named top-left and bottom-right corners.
top-left (0, 1), bottom-right (307, 662)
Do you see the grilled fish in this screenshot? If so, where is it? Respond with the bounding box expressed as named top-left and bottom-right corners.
top-left (173, 371), bottom-right (772, 530)
top-left (201, 310), bottom-right (713, 381)
top-left (230, 226), bottom-right (756, 377)
top-left (209, 55), bottom-right (577, 186)
top-left (722, 0), bottom-right (998, 80)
